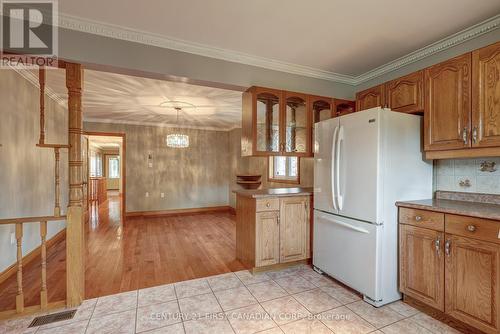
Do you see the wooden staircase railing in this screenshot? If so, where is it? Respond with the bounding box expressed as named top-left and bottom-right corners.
top-left (89, 177), bottom-right (107, 205)
top-left (0, 62), bottom-right (85, 320)
top-left (0, 216), bottom-right (67, 319)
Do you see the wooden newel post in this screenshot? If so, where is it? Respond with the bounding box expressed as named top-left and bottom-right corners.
top-left (65, 63), bottom-right (85, 307)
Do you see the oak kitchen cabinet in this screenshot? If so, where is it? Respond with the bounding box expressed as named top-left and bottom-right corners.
top-left (355, 84), bottom-right (386, 111)
top-left (424, 53), bottom-right (472, 152)
top-left (472, 41), bottom-right (500, 148)
top-left (235, 192), bottom-right (311, 271)
top-left (242, 86), bottom-right (354, 157)
top-left (386, 70), bottom-right (424, 113)
top-left (398, 207), bottom-right (500, 334)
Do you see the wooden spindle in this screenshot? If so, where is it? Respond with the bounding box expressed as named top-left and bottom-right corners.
top-left (54, 148), bottom-right (61, 217)
top-left (15, 223), bottom-right (24, 313)
top-left (38, 67), bottom-right (46, 145)
top-left (40, 221), bottom-right (48, 310)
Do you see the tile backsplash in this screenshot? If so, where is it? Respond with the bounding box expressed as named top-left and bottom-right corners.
top-left (434, 158), bottom-right (500, 194)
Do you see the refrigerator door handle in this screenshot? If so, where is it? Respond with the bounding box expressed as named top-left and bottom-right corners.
top-left (322, 214), bottom-right (370, 234)
top-left (331, 125), bottom-right (339, 211)
top-left (335, 126), bottom-right (344, 211)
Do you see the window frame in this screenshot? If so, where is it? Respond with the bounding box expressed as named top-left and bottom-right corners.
top-left (107, 156), bottom-right (120, 179)
top-left (268, 156), bottom-right (300, 184)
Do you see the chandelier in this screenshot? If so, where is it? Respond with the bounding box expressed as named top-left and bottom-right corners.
top-left (160, 102), bottom-right (195, 148)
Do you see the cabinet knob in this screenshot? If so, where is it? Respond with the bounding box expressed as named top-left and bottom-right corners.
top-left (415, 216), bottom-right (422, 222)
top-left (467, 225), bottom-right (476, 232)
top-left (266, 202), bottom-right (271, 208)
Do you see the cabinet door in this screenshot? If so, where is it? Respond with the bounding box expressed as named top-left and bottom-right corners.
top-left (334, 99), bottom-right (355, 117)
top-left (424, 53), bottom-right (472, 151)
top-left (356, 84), bottom-right (385, 111)
top-left (445, 234), bottom-right (499, 334)
top-left (283, 92), bottom-right (310, 156)
top-left (472, 41), bottom-right (500, 148)
top-left (399, 225), bottom-right (444, 310)
top-left (255, 211), bottom-right (280, 267)
top-left (279, 196), bottom-right (309, 263)
top-left (310, 96), bottom-right (334, 124)
top-left (386, 70), bottom-right (424, 113)
top-left (255, 88), bottom-right (282, 155)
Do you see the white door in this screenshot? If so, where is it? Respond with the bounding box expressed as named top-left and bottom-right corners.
top-left (314, 117), bottom-right (339, 215)
top-left (313, 210), bottom-right (380, 300)
top-left (337, 108), bottom-right (382, 224)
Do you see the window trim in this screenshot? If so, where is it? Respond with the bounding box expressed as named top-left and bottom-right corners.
top-left (268, 156), bottom-right (300, 184)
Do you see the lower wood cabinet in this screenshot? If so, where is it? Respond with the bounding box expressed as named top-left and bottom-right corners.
top-left (236, 195), bottom-right (311, 270)
top-left (399, 224), bottom-right (444, 311)
top-left (279, 197), bottom-right (310, 263)
top-left (255, 211), bottom-right (280, 267)
top-left (399, 207), bottom-right (500, 334)
top-left (445, 234), bottom-right (499, 334)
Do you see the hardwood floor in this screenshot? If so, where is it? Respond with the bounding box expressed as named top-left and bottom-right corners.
top-left (0, 195), bottom-right (245, 311)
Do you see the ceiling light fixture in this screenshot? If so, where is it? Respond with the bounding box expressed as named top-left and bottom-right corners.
top-left (165, 106), bottom-right (189, 148)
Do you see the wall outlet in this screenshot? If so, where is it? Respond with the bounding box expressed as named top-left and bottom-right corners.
top-left (10, 232), bottom-right (15, 245)
top-left (160, 192), bottom-right (165, 198)
top-left (145, 192), bottom-right (149, 198)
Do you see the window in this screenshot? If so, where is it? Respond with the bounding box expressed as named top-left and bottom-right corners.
top-left (108, 157), bottom-right (120, 179)
top-left (268, 156), bottom-right (299, 183)
top-left (89, 151), bottom-right (103, 177)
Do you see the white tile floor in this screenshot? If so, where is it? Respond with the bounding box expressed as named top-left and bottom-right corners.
top-left (0, 265), bottom-right (462, 334)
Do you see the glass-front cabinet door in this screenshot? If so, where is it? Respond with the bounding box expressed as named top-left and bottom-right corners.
top-left (284, 92), bottom-right (309, 156)
top-left (255, 88), bottom-right (282, 154)
top-left (310, 96), bottom-right (333, 124)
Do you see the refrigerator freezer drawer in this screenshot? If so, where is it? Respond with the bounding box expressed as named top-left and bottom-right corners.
top-left (313, 210), bottom-right (381, 301)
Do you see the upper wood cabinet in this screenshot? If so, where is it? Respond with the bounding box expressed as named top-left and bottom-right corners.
top-left (386, 70), bottom-right (424, 113)
top-left (445, 234), bottom-right (499, 334)
top-left (424, 53), bottom-right (472, 151)
top-left (334, 99), bottom-right (356, 117)
top-left (310, 96), bottom-right (334, 124)
top-left (472, 41), bottom-right (500, 148)
top-left (242, 86), bottom-right (354, 157)
top-left (400, 224), bottom-right (444, 311)
top-left (284, 92), bottom-right (310, 155)
top-left (279, 196), bottom-right (310, 263)
top-left (356, 84), bottom-right (386, 111)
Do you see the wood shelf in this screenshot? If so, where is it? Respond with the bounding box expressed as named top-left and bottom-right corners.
top-left (236, 174), bottom-right (262, 189)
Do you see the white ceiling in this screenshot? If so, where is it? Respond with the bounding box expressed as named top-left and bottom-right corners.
top-left (42, 69), bottom-right (243, 130)
top-left (88, 135), bottom-right (122, 150)
top-left (59, 0), bottom-right (500, 77)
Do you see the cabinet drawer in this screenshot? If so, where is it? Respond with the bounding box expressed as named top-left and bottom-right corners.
top-left (445, 214), bottom-right (500, 245)
top-left (256, 198), bottom-right (279, 212)
top-left (399, 208), bottom-right (444, 231)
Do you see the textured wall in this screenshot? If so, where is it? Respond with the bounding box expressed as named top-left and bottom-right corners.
top-left (228, 128), bottom-right (314, 208)
top-left (0, 70), bottom-right (68, 272)
top-left (84, 122), bottom-right (230, 212)
top-left (434, 158), bottom-right (500, 194)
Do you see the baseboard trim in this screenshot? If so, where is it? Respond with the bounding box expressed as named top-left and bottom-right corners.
top-left (125, 205), bottom-right (232, 218)
top-left (0, 229), bottom-right (66, 285)
top-left (229, 207), bottom-right (236, 215)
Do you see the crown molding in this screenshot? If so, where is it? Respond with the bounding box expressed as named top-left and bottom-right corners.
top-left (57, 13), bottom-right (500, 86)
top-left (354, 14), bottom-right (500, 84)
top-left (58, 13), bottom-right (356, 85)
top-left (83, 117), bottom-right (239, 132)
top-left (8, 64), bottom-right (67, 106)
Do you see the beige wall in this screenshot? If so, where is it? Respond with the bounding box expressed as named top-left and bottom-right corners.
top-left (0, 70), bottom-right (68, 272)
top-left (84, 122), bottom-right (230, 212)
top-left (228, 128), bottom-right (314, 208)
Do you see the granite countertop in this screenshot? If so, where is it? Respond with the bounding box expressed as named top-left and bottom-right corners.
top-left (396, 198), bottom-right (500, 221)
top-left (233, 187), bottom-right (314, 199)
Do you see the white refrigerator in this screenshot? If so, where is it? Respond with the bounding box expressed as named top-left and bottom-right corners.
top-left (313, 107), bottom-right (432, 307)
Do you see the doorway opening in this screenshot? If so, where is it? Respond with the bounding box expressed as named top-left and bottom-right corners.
top-left (85, 133), bottom-right (126, 226)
